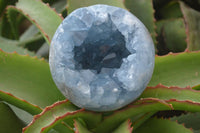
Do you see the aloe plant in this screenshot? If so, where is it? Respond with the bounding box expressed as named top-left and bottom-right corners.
top-left (1, 0), bottom-right (200, 132)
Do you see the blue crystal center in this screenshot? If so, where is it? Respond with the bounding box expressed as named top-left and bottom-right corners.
top-left (74, 15), bottom-right (131, 73)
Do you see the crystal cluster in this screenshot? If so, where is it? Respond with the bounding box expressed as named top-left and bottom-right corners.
top-left (49, 5), bottom-right (155, 111)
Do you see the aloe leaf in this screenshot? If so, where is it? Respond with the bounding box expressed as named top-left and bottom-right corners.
top-left (11, 0), bottom-right (63, 44)
top-left (181, 0), bottom-right (200, 12)
top-left (20, 35), bottom-right (45, 51)
top-left (23, 100), bottom-right (76, 133)
top-left (67, 0), bottom-right (125, 14)
top-left (0, 33), bottom-right (44, 54)
top-left (74, 119), bottom-right (92, 133)
top-left (8, 104), bottom-right (34, 125)
top-left (0, 0), bottom-right (6, 14)
top-left (149, 52), bottom-right (200, 87)
top-left (134, 118), bottom-right (193, 133)
top-left (23, 100), bottom-right (101, 133)
top-left (0, 102), bottom-right (25, 133)
top-left (171, 112), bottom-right (200, 130)
top-left (0, 0), bottom-right (17, 15)
top-left (1, 14), bottom-right (14, 39)
top-left (156, 18), bottom-right (187, 54)
top-left (158, 1), bottom-right (183, 19)
top-left (0, 50), bottom-right (65, 108)
top-left (19, 25), bottom-right (39, 41)
top-left (142, 85), bottom-right (200, 103)
top-left (0, 90), bottom-right (42, 115)
top-left (36, 42), bottom-right (49, 57)
top-left (168, 99), bottom-right (200, 112)
top-left (180, 2), bottom-right (200, 51)
top-left (113, 119), bottom-right (133, 133)
top-left (124, 0), bottom-right (156, 44)
top-left (51, 0), bottom-right (67, 13)
top-left (95, 98), bottom-right (173, 133)
top-left (0, 36), bottom-right (35, 55)
top-left (132, 112), bottom-right (155, 131)
top-left (141, 85), bottom-right (200, 112)
top-left (41, 110), bottom-right (102, 133)
top-left (153, 0), bottom-right (171, 9)
top-left (6, 6), bottom-right (22, 40)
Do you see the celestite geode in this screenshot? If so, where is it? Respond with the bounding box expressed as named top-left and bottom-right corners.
top-left (49, 5), bottom-right (155, 111)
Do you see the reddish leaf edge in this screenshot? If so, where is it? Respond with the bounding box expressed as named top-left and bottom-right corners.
top-left (0, 48), bottom-right (46, 63)
top-left (143, 84), bottom-right (200, 112)
top-left (73, 119), bottom-right (90, 133)
top-left (40, 109), bottom-right (85, 133)
top-left (40, 109), bottom-right (103, 133)
top-left (127, 119), bottom-right (133, 133)
top-left (147, 83), bottom-right (193, 92)
top-left (6, 5), bottom-right (50, 44)
top-left (170, 118), bottom-right (193, 132)
top-left (102, 98), bottom-right (173, 120)
top-left (23, 98), bottom-right (101, 133)
top-left (74, 119), bottom-right (82, 133)
top-left (146, 117), bottom-right (194, 132)
top-left (169, 117), bottom-right (194, 132)
top-left (45, 2), bottom-right (64, 20)
top-left (22, 99), bottom-right (74, 133)
top-left (0, 90), bottom-right (42, 115)
top-left (6, 1), bottom-right (63, 44)
top-left (113, 119), bottom-right (133, 133)
top-left (179, 1), bottom-right (193, 52)
top-left (155, 49), bottom-right (200, 57)
top-left (95, 98), bottom-right (173, 133)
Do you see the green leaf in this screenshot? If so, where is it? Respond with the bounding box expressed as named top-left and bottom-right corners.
top-left (158, 1), bottom-right (183, 19)
top-left (51, 0), bottom-right (67, 13)
top-left (131, 112), bottom-right (155, 131)
top-left (67, 0), bottom-right (126, 14)
top-left (36, 42), bottom-right (49, 58)
top-left (0, 50), bottom-right (65, 108)
top-left (13, 0), bottom-right (63, 44)
top-left (124, 0), bottom-right (156, 44)
top-left (141, 85), bottom-right (200, 112)
top-left (20, 35), bottom-right (45, 52)
top-left (180, 2), bottom-right (200, 51)
top-left (181, 0), bottom-right (200, 12)
top-left (0, 90), bottom-right (42, 115)
top-left (153, 0), bottom-right (171, 10)
top-left (0, 14), bottom-right (15, 39)
top-left (156, 18), bottom-right (187, 54)
top-left (8, 104), bottom-right (34, 125)
top-left (149, 52), bottom-right (200, 87)
top-left (74, 119), bottom-right (92, 133)
top-left (0, 102), bottom-right (25, 133)
top-left (0, 0), bottom-right (17, 15)
top-left (23, 100), bottom-right (76, 133)
top-left (171, 112), bottom-right (200, 130)
top-left (134, 118), bottom-right (193, 133)
top-left (23, 100), bottom-right (101, 133)
top-left (141, 85), bottom-right (200, 103)
top-left (0, 36), bottom-right (35, 56)
top-left (41, 110), bottom-right (102, 133)
top-left (95, 98), bottom-right (173, 133)
top-left (113, 119), bottom-right (133, 133)
top-left (19, 25), bottom-right (39, 41)
top-left (6, 6), bottom-right (22, 39)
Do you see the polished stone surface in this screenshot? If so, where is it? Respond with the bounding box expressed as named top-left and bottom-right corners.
top-left (49, 4), bottom-right (155, 111)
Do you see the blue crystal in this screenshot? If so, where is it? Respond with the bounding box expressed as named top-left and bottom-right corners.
top-left (49, 5), bottom-right (155, 111)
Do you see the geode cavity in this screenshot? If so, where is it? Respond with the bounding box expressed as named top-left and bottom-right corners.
top-left (49, 5), bottom-right (155, 111)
